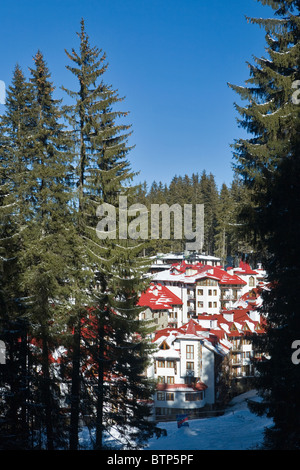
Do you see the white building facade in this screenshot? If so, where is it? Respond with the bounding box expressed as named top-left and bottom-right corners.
top-left (147, 320), bottom-right (231, 420)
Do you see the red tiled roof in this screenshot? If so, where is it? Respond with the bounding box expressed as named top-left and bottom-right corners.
top-left (153, 327), bottom-right (178, 342)
top-left (157, 382), bottom-right (208, 391)
top-left (138, 283), bottom-right (183, 310)
top-left (234, 260), bottom-right (258, 275)
top-left (210, 266), bottom-right (247, 285)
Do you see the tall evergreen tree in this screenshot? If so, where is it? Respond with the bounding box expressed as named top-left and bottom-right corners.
top-left (63, 19), bottom-right (158, 450)
top-left (19, 51), bottom-right (74, 449)
top-left (0, 65), bottom-right (33, 449)
top-left (229, 0), bottom-right (300, 449)
top-left (228, 175), bottom-right (256, 266)
top-left (199, 171), bottom-right (218, 255)
top-left (215, 183), bottom-right (233, 265)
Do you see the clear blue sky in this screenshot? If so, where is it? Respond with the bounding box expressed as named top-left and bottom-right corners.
top-left (0, 0), bottom-right (275, 191)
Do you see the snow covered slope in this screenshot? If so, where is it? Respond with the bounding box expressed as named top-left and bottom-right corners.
top-left (146, 390), bottom-right (272, 451)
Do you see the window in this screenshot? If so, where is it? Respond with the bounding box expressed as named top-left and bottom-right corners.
top-left (213, 289), bottom-right (217, 296)
top-left (167, 376), bottom-right (174, 384)
top-left (208, 302), bottom-right (212, 308)
top-left (166, 360), bottom-right (174, 368)
top-left (157, 376), bottom-right (165, 384)
top-left (186, 345), bottom-right (194, 359)
top-left (213, 302), bottom-right (217, 308)
top-left (158, 360), bottom-right (165, 368)
top-left (208, 289), bottom-right (212, 296)
top-left (185, 392), bottom-right (203, 401)
top-left (198, 301), bottom-right (203, 308)
top-left (198, 289), bottom-right (203, 296)
top-left (157, 392), bottom-right (165, 401)
top-left (198, 279), bottom-right (218, 286)
top-left (249, 276), bottom-right (255, 287)
top-left (186, 361), bottom-right (194, 370)
top-left (166, 393), bottom-right (174, 401)
top-left (243, 351), bottom-right (251, 358)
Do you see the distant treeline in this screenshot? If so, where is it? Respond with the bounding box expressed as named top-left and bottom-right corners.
top-left (136, 170), bottom-right (253, 265)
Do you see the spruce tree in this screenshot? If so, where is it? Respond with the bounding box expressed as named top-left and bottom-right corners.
top-left (229, 0), bottom-right (300, 449)
top-left (19, 51), bottom-right (74, 449)
top-left (0, 65), bottom-right (33, 449)
top-left (63, 19), bottom-right (158, 450)
top-left (215, 183), bottom-right (233, 265)
top-left (199, 171), bottom-right (218, 255)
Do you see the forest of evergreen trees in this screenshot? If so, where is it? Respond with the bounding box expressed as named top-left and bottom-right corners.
top-left (136, 171), bottom-right (253, 265)
top-left (0, 20), bottom-right (160, 450)
top-left (0, 22), bottom-right (252, 447)
top-left (0, 0), bottom-right (300, 452)
top-left (229, 0), bottom-right (300, 450)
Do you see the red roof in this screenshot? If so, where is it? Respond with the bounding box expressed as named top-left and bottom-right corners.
top-left (138, 283), bottom-right (183, 310)
top-left (239, 288), bottom-right (261, 305)
top-left (209, 266), bottom-right (247, 285)
top-left (153, 327), bottom-right (178, 342)
top-left (157, 382), bottom-right (207, 391)
top-left (234, 260), bottom-right (258, 275)
top-left (177, 319), bottom-right (210, 336)
top-left (167, 262), bottom-right (247, 286)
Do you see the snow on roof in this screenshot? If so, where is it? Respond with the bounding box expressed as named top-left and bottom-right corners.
top-left (232, 260), bottom-right (258, 276)
top-left (152, 263), bottom-right (246, 286)
top-left (153, 347), bottom-right (180, 360)
top-left (138, 283), bottom-right (183, 310)
top-left (153, 319), bottom-right (232, 358)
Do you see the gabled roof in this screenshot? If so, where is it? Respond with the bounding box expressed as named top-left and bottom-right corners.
top-left (153, 263), bottom-right (246, 286)
top-left (153, 319), bottom-right (232, 357)
top-left (209, 266), bottom-right (247, 285)
top-left (177, 319), bottom-right (210, 337)
top-left (138, 283), bottom-right (183, 310)
top-left (232, 260), bottom-right (258, 276)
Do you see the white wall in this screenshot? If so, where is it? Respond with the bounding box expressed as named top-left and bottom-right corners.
top-left (201, 346), bottom-right (215, 405)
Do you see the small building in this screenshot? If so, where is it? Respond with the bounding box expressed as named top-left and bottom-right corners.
top-left (147, 319), bottom-right (232, 420)
top-left (138, 283), bottom-right (183, 331)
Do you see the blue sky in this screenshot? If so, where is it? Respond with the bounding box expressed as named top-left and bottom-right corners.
top-left (0, 0), bottom-right (275, 191)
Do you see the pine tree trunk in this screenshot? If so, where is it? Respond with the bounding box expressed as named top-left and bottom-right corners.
top-left (95, 318), bottom-right (105, 450)
top-left (69, 318), bottom-right (81, 450)
top-left (41, 331), bottom-right (54, 450)
top-left (20, 324), bottom-right (29, 446)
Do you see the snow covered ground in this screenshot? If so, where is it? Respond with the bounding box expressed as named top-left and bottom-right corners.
top-left (78, 390), bottom-right (273, 450)
top-left (145, 390), bottom-right (273, 451)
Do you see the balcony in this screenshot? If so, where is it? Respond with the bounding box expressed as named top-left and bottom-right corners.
top-left (231, 343), bottom-right (242, 351)
top-left (220, 295), bottom-right (238, 301)
top-left (187, 306), bottom-right (196, 313)
top-left (186, 370), bottom-right (195, 377)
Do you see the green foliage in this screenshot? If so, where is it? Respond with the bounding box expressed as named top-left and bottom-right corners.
top-left (62, 19), bottom-right (158, 450)
top-left (230, 0), bottom-right (300, 449)
top-left (141, 171), bottom-right (246, 262)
